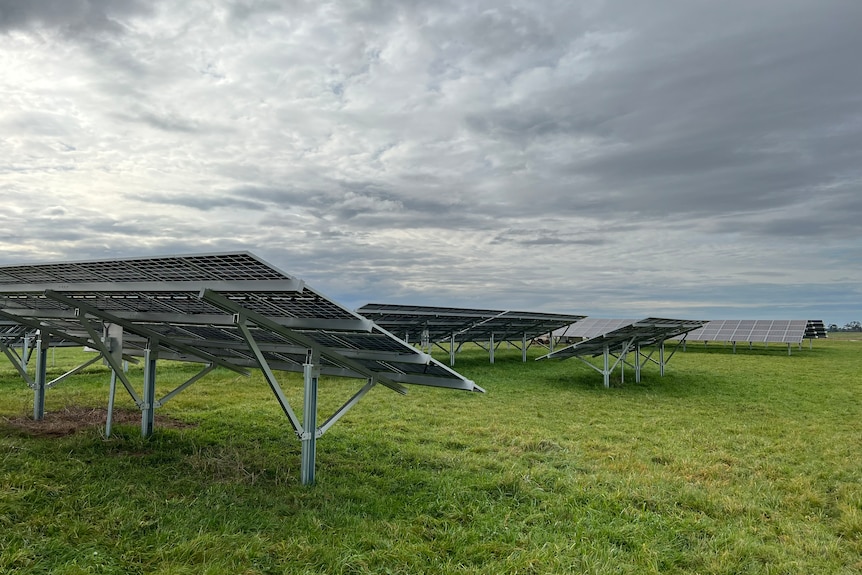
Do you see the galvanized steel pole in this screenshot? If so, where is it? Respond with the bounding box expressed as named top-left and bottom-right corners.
top-left (141, 343), bottom-right (158, 437)
top-left (33, 331), bottom-right (48, 421)
top-left (301, 350), bottom-right (320, 485)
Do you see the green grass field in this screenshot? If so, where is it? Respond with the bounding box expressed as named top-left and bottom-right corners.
top-left (1, 337), bottom-right (860, 574)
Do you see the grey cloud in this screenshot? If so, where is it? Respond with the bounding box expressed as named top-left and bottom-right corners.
top-left (465, 108), bottom-right (597, 141)
top-left (132, 192), bottom-right (269, 212)
top-left (447, 1), bottom-right (862, 228)
top-left (229, 186), bottom-right (313, 205)
top-left (449, 4), bottom-right (559, 68)
top-left (123, 110), bottom-right (201, 134)
top-left (226, 0), bottom-right (289, 23)
top-left (709, 187), bottom-right (862, 239)
top-left (239, 180), bottom-right (495, 230)
top-left (759, 217), bottom-right (853, 239)
top-left (0, 0), bottom-right (153, 36)
top-left (491, 228), bottom-right (611, 247)
top-left (2, 0), bottom-right (861, 324)
top-left (1, 111), bottom-right (76, 137)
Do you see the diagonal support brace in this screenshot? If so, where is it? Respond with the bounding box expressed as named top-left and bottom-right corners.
top-left (77, 315), bottom-right (142, 406)
top-left (234, 317), bottom-right (304, 435)
top-left (0, 340), bottom-right (34, 386)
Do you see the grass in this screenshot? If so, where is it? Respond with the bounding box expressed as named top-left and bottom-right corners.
top-left (1, 338), bottom-right (860, 574)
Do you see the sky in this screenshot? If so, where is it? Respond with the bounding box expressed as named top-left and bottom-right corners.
top-left (1, 0), bottom-right (860, 326)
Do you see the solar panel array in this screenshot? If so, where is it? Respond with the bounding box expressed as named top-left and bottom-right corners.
top-left (0, 253), bottom-right (287, 284)
top-left (554, 318), bottom-right (639, 340)
top-left (358, 303), bottom-right (585, 345)
top-left (0, 253), bottom-right (481, 392)
top-left (0, 253), bottom-right (489, 485)
top-left (541, 318), bottom-right (707, 360)
top-left (805, 320), bottom-right (828, 339)
top-left (683, 320), bottom-right (810, 344)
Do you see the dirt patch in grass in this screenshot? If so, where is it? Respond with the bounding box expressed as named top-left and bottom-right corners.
top-left (1, 406), bottom-right (196, 437)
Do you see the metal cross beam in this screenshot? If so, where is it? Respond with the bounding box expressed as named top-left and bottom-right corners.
top-left (200, 289), bottom-right (408, 395)
top-left (43, 290), bottom-right (248, 376)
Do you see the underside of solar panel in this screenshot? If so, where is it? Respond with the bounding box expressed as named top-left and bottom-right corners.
top-left (0, 252), bottom-right (482, 393)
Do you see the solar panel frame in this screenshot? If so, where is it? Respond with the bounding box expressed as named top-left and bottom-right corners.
top-left (683, 319), bottom-right (810, 344)
top-left (0, 253), bottom-right (489, 484)
top-left (0, 252), bottom-right (482, 393)
top-left (554, 318), bottom-right (640, 340)
top-left (805, 319), bottom-right (828, 338)
top-left (540, 317), bottom-right (707, 361)
top-left (358, 303), bottom-right (585, 346)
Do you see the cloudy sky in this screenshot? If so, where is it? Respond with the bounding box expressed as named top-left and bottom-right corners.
top-left (1, 0), bottom-right (860, 325)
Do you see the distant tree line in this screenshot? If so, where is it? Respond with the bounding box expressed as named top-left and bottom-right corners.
top-left (829, 321), bottom-right (862, 332)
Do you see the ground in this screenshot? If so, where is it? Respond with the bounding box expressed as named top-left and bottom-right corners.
top-left (1, 406), bottom-right (194, 438)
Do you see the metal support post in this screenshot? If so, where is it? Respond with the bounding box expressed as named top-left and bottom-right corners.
top-left (490, 333), bottom-right (495, 364)
top-left (603, 344), bottom-right (610, 388)
top-left (635, 344), bottom-right (642, 383)
top-left (522, 333), bottom-right (527, 362)
top-left (659, 342), bottom-right (666, 377)
top-left (301, 350), bottom-right (320, 486)
top-left (450, 333), bottom-right (456, 366)
top-left (33, 331), bottom-right (49, 421)
top-left (22, 336), bottom-right (31, 370)
top-left (141, 343), bottom-right (158, 437)
top-left (106, 371), bottom-right (117, 437)
top-left (620, 348), bottom-right (625, 384)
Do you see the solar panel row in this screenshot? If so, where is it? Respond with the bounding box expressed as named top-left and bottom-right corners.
top-left (542, 318), bottom-right (707, 361)
top-left (0, 254), bottom-right (483, 389)
top-left (554, 318), bottom-right (639, 340)
top-left (358, 303), bottom-right (585, 345)
top-left (805, 320), bottom-right (828, 339)
top-left (0, 251), bottom-right (831, 482)
top-left (0, 252), bottom-right (484, 484)
top-left (684, 320), bottom-right (814, 344)
top-left (538, 317), bottom-right (708, 387)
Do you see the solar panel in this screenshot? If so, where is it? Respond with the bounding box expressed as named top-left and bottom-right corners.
top-left (684, 320), bottom-right (810, 344)
top-left (0, 253), bottom-right (481, 388)
top-left (538, 317), bottom-right (706, 386)
top-left (805, 320), bottom-right (827, 338)
top-left (359, 303), bottom-right (584, 343)
top-left (543, 318), bottom-right (705, 360)
top-left (0, 252), bottom-right (484, 484)
top-left (358, 303), bottom-right (585, 364)
top-left (555, 318), bottom-right (639, 340)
